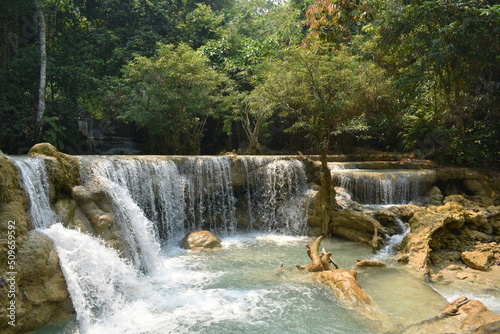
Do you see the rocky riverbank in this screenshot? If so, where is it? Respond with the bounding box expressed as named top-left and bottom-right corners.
top-left (0, 143), bottom-right (499, 333)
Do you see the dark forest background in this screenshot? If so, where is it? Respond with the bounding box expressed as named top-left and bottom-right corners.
top-left (1, 0), bottom-right (498, 166)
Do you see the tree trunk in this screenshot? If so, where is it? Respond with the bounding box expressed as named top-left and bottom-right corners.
top-left (319, 147), bottom-right (335, 236)
top-left (35, 0), bottom-right (47, 142)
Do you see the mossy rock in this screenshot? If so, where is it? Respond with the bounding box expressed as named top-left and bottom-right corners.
top-left (28, 143), bottom-right (80, 194)
top-left (0, 231), bottom-right (74, 333)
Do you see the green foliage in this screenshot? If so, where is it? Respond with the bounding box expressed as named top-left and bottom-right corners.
top-left (251, 45), bottom-right (394, 154)
top-left (376, 0), bottom-right (500, 165)
top-left (117, 43), bottom-right (232, 154)
top-left (42, 117), bottom-right (67, 150)
top-left (0, 0), bottom-right (497, 165)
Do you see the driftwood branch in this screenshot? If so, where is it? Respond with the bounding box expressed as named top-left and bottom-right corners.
top-left (297, 236), bottom-right (339, 272)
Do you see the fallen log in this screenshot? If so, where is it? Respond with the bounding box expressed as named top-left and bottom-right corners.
top-left (355, 259), bottom-right (387, 268)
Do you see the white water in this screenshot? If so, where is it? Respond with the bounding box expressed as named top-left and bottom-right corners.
top-left (180, 156), bottom-right (238, 234)
top-left (78, 156), bottom-right (309, 239)
top-left (10, 156), bottom-right (55, 229)
top-left (329, 164), bottom-right (436, 205)
top-left (37, 228), bottom-right (448, 334)
top-left (10, 155), bottom-right (498, 333)
top-left (373, 217), bottom-right (410, 261)
top-left (241, 157), bottom-right (308, 234)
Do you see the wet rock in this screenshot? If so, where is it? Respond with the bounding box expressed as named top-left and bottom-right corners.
top-left (424, 186), bottom-right (444, 206)
top-left (28, 143), bottom-right (80, 195)
top-left (398, 297), bottom-right (500, 334)
top-left (0, 231), bottom-right (74, 334)
top-left (390, 203), bottom-right (422, 222)
top-left (334, 187), bottom-right (363, 211)
top-left (355, 259), bottom-right (387, 267)
top-left (373, 210), bottom-right (401, 235)
top-left (330, 210), bottom-right (385, 250)
top-left (181, 230), bottom-right (222, 250)
top-left (397, 202), bottom-right (472, 271)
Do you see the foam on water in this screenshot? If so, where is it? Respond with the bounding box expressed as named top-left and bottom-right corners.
top-left (40, 227), bottom-right (370, 334)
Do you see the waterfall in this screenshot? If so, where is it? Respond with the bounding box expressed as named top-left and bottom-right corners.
top-left (330, 164), bottom-right (435, 205)
top-left (10, 156), bottom-right (55, 229)
top-left (240, 157), bottom-right (308, 235)
top-left (79, 156), bottom-right (186, 241)
top-left (180, 156), bottom-right (238, 234)
top-left (78, 156), bottom-right (309, 238)
top-left (42, 224), bottom-right (141, 333)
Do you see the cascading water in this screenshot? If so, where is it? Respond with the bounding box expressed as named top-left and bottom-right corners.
top-left (16, 155), bottom-right (494, 334)
top-left (330, 163), bottom-right (436, 206)
top-left (78, 156), bottom-right (309, 239)
top-left (9, 156), bottom-right (55, 229)
top-left (373, 217), bottom-right (410, 261)
top-left (78, 156), bottom-right (187, 242)
top-left (180, 156), bottom-right (238, 234)
top-left (240, 157), bottom-right (308, 235)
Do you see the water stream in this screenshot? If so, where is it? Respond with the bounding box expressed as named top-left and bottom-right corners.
top-left (7, 155), bottom-right (496, 334)
top-left (329, 162), bottom-right (436, 206)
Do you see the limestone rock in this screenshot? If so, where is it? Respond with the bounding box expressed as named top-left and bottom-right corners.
top-left (398, 202), bottom-right (472, 271)
top-left (330, 210), bottom-right (385, 250)
top-left (397, 297), bottom-right (500, 334)
top-left (391, 203), bottom-right (422, 222)
top-left (461, 250), bottom-right (495, 271)
top-left (424, 186), bottom-right (443, 206)
top-left (373, 210), bottom-right (401, 235)
top-left (28, 143), bottom-right (80, 194)
top-left (0, 231), bottom-right (74, 334)
top-left (181, 231), bottom-right (222, 250)
top-left (355, 259), bottom-right (387, 267)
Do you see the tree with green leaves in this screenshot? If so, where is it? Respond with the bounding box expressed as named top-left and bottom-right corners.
top-left (376, 0), bottom-right (500, 165)
top-left (251, 45), bottom-right (393, 234)
top-left (118, 43), bottom-right (232, 154)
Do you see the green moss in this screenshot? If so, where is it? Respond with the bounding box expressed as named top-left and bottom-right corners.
top-left (28, 143), bottom-right (80, 194)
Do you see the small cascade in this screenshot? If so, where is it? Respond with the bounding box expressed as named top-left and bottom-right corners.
top-left (180, 156), bottom-right (238, 234)
top-left (42, 224), bottom-right (141, 333)
top-left (79, 156), bottom-right (186, 241)
top-left (10, 156), bottom-right (55, 229)
top-left (330, 163), bottom-right (436, 205)
top-left (78, 157), bottom-right (163, 271)
top-left (240, 157), bottom-right (308, 235)
top-left (374, 217), bottom-right (410, 260)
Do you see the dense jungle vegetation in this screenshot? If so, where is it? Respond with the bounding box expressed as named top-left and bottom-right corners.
top-left (0, 0), bottom-right (498, 166)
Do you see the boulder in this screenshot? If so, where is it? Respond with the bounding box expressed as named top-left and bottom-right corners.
top-left (424, 186), bottom-right (444, 206)
top-left (28, 143), bottom-right (80, 195)
top-left (330, 210), bottom-right (385, 250)
top-left (397, 202), bottom-right (472, 271)
top-left (373, 210), bottom-right (402, 235)
top-left (461, 248), bottom-right (497, 271)
top-left (0, 231), bottom-right (74, 334)
top-left (181, 231), bottom-right (222, 250)
top-left (390, 203), bottom-right (422, 222)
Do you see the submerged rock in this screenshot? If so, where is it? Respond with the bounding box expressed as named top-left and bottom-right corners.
top-left (181, 230), bottom-right (222, 250)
